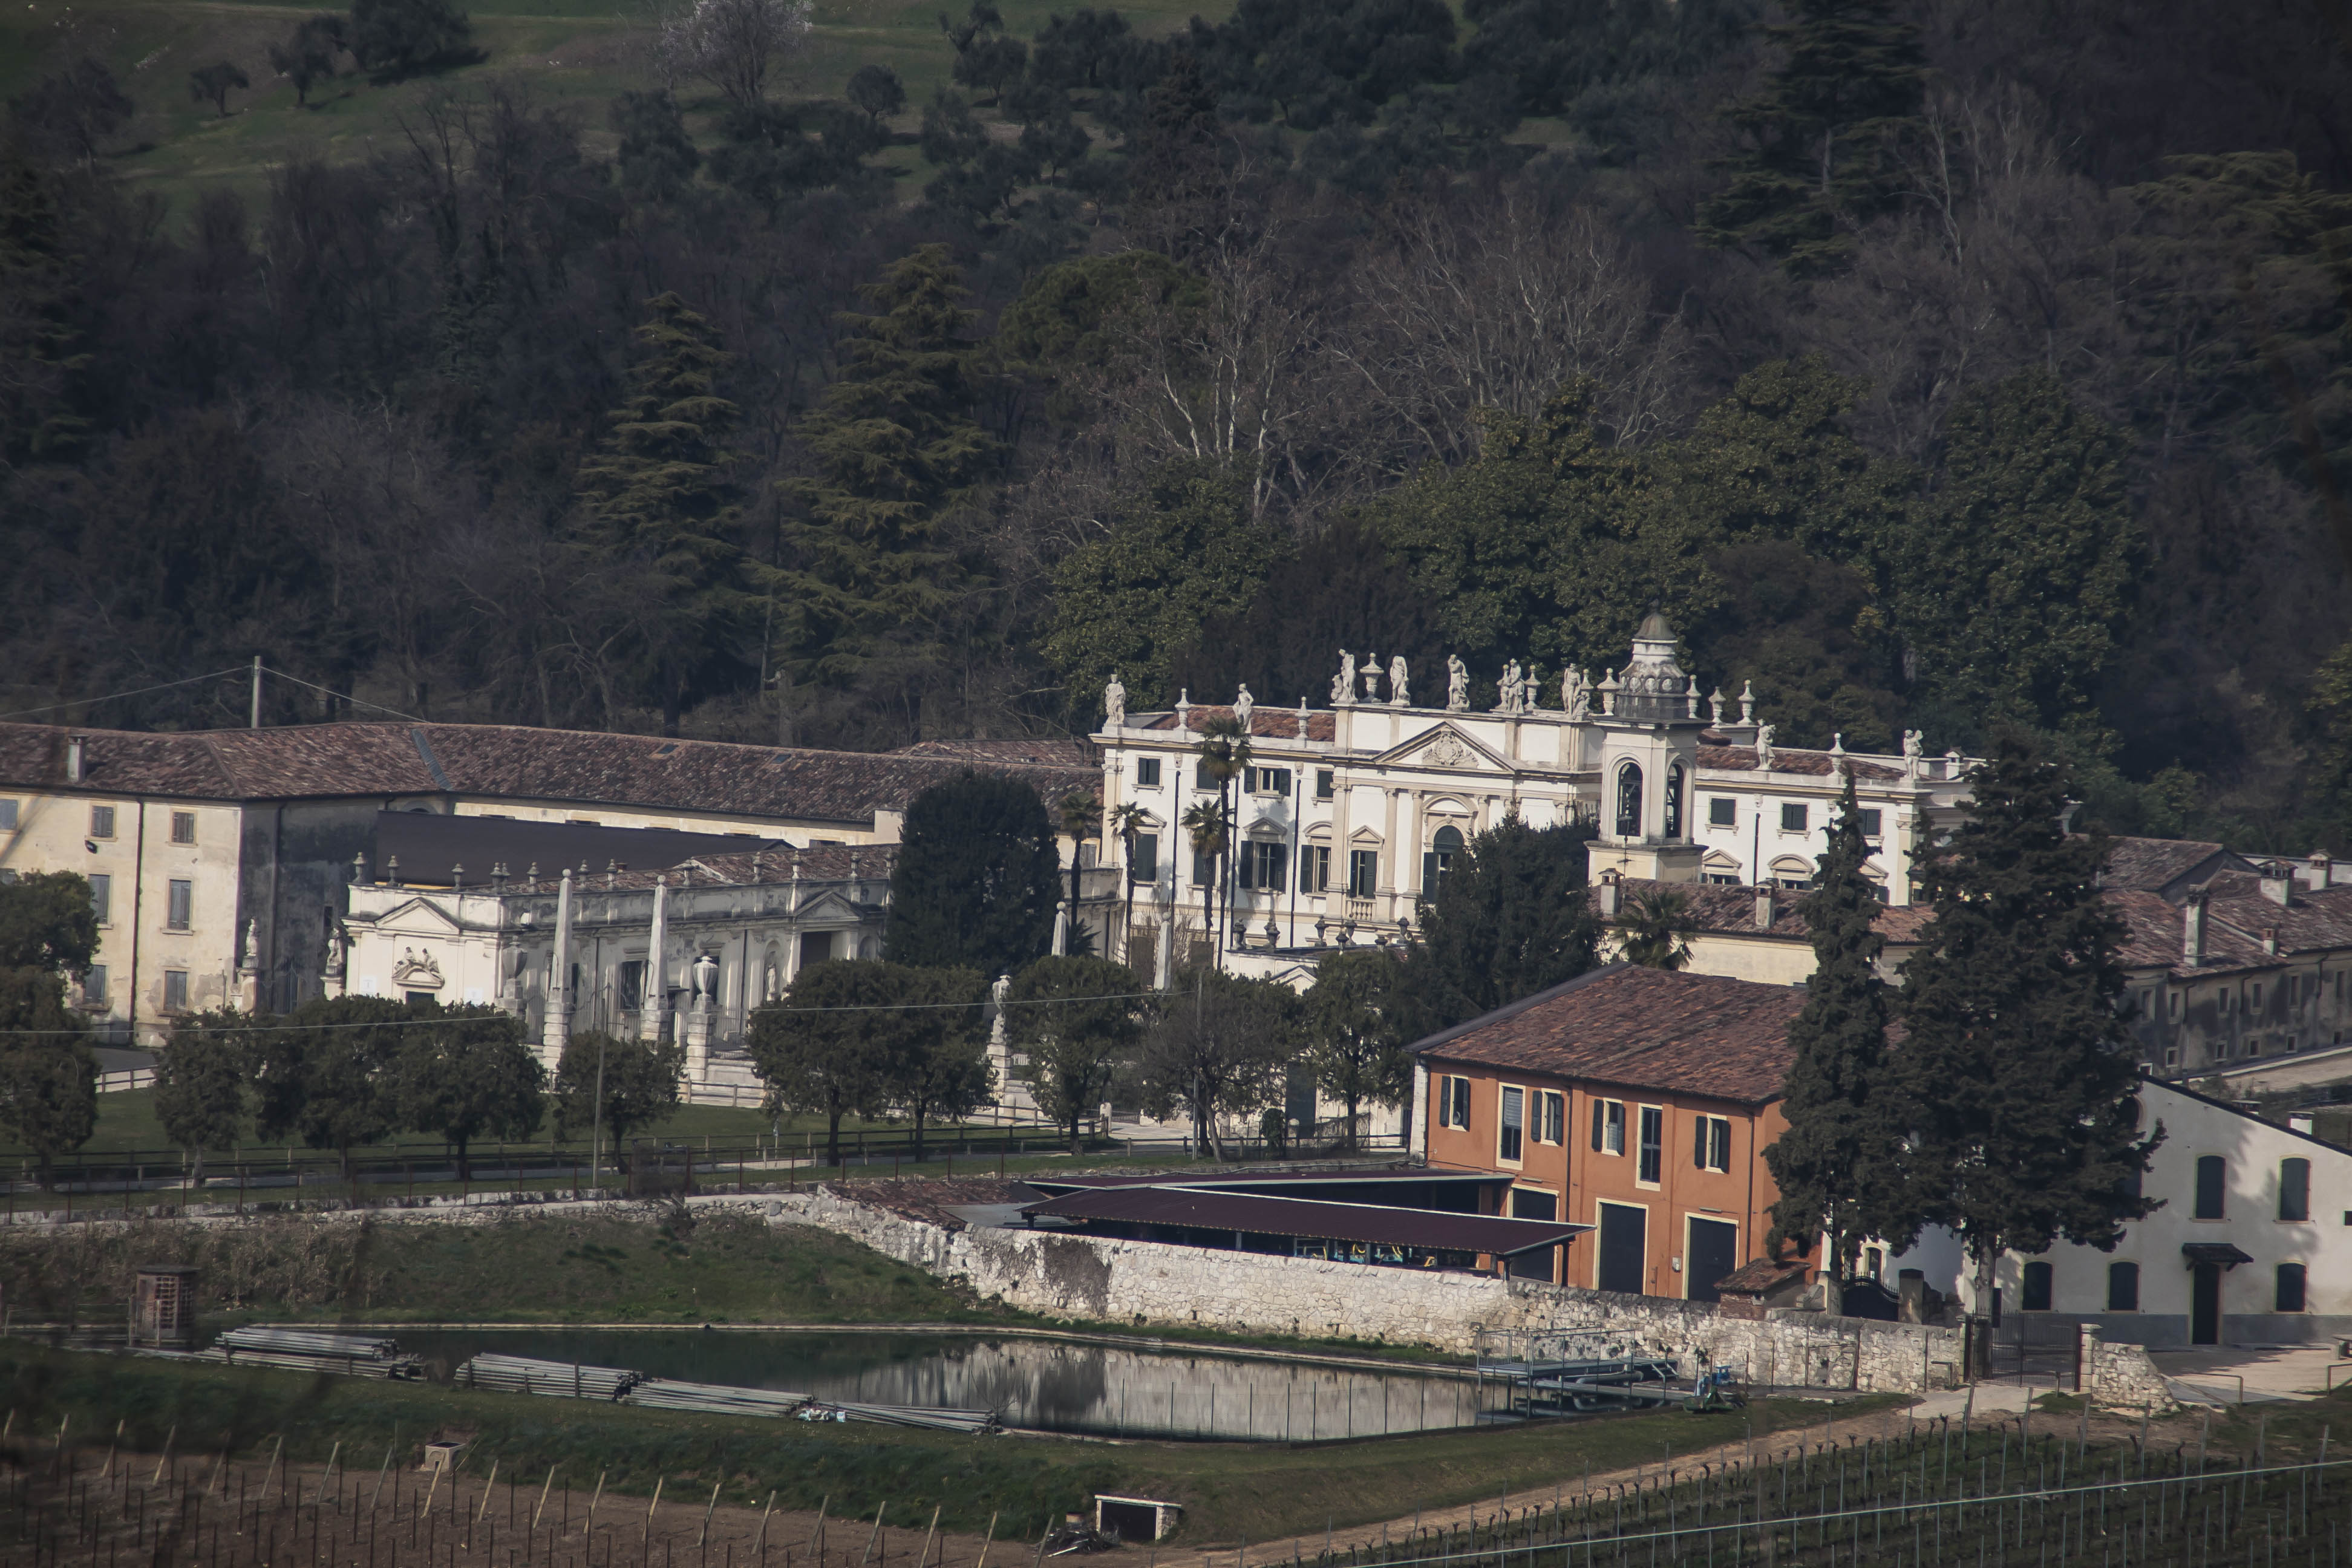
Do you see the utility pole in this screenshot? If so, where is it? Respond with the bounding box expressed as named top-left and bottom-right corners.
top-left (249, 656), bottom-right (263, 729)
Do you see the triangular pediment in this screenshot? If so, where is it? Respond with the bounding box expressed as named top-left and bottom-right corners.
top-left (368, 895), bottom-right (464, 933)
top-left (1374, 723), bottom-right (1517, 773)
top-left (791, 890), bottom-right (862, 923)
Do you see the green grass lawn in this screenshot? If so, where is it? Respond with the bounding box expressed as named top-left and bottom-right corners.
top-left (0, 1338), bottom-right (1900, 1543)
top-left (0, 0), bottom-right (1229, 223)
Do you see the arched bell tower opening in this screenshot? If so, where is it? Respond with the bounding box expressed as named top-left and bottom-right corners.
top-left (1587, 611), bottom-right (1708, 884)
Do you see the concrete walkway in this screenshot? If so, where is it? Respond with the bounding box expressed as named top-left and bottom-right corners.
top-left (2150, 1342), bottom-right (2352, 1405)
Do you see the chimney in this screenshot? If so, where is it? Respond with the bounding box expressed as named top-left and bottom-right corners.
top-left (1598, 867), bottom-right (1621, 918)
top-left (1755, 883), bottom-right (1776, 930)
top-left (2310, 851), bottom-right (2334, 891)
top-left (2262, 926), bottom-right (2279, 956)
top-left (2261, 861), bottom-right (2295, 906)
top-left (66, 734), bottom-right (85, 783)
top-left (2183, 887), bottom-right (2208, 968)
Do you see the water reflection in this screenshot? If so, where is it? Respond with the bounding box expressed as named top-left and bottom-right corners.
top-left (399, 1330), bottom-right (1476, 1440)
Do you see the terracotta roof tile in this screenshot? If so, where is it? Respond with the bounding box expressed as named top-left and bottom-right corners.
top-left (893, 739), bottom-right (1097, 768)
top-left (1412, 964), bottom-right (1806, 1105)
top-left (1696, 745), bottom-right (1903, 781)
top-left (1139, 706), bottom-right (1337, 741)
top-left (0, 721), bottom-right (1096, 823)
top-left (2099, 836), bottom-right (2248, 892)
top-left (1590, 877), bottom-right (1933, 942)
top-left (2107, 887), bottom-right (2274, 978)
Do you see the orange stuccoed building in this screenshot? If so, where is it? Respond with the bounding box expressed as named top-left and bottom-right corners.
top-left (1410, 964), bottom-right (1810, 1299)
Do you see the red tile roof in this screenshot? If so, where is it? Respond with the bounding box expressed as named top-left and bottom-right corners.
top-left (1413, 964), bottom-right (1806, 1105)
top-left (0, 721), bottom-right (1096, 825)
top-left (1592, 877), bottom-right (1934, 944)
top-left (894, 738), bottom-right (1097, 768)
top-left (1696, 745), bottom-right (1904, 781)
top-left (1140, 705), bottom-right (1338, 742)
top-left (2099, 836), bottom-right (2249, 893)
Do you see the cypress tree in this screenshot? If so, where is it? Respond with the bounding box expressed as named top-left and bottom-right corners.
top-left (574, 292), bottom-right (748, 735)
top-left (1763, 775), bottom-right (1905, 1285)
top-left (883, 773), bottom-right (1060, 976)
top-left (779, 245), bottom-right (993, 704)
top-left (1892, 735), bottom-right (2160, 1339)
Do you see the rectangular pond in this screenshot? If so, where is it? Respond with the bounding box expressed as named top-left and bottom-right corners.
top-left (396, 1329), bottom-right (1482, 1441)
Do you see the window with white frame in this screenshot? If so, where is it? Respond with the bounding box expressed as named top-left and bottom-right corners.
top-left (1135, 757), bottom-right (1161, 788)
top-left (1590, 1098), bottom-right (1625, 1155)
top-left (1694, 1114), bottom-right (1731, 1172)
top-left (162, 970), bottom-right (189, 1011)
top-left (1347, 849), bottom-right (1379, 897)
top-left (1539, 1090), bottom-right (1564, 1145)
top-left (1498, 1086), bottom-right (1525, 1162)
top-left (1437, 1075), bottom-right (1472, 1130)
top-left (1238, 840), bottom-right (1288, 891)
top-left (90, 805), bottom-right (116, 839)
top-left (1303, 844), bottom-right (1331, 892)
top-left (87, 873), bottom-right (109, 925)
top-left (166, 879), bottom-right (192, 931)
top-left (1637, 1106), bottom-right (1664, 1184)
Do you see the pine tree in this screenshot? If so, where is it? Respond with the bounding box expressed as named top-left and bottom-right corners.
top-left (1694, 0), bottom-right (1924, 275)
top-left (779, 246), bottom-right (993, 707)
top-left (1763, 776), bottom-right (1907, 1282)
top-left (1892, 736), bottom-right (2160, 1347)
top-left (575, 292), bottom-right (748, 735)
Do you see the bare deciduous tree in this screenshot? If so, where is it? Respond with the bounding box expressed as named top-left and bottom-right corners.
top-left (658, 0), bottom-right (812, 111)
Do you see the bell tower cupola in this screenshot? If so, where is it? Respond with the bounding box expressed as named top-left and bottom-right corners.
top-left (1586, 610), bottom-right (1708, 884)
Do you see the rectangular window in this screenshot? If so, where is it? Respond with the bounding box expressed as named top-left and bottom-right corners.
top-left (2195, 1154), bottom-right (2226, 1220)
top-left (1540, 1090), bottom-right (1564, 1145)
top-left (0, 799), bottom-right (16, 831)
top-left (83, 964), bottom-right (106, 1008)
top-left (1194, 760), bottom-right (1215, 789)
top-left (1315, 769), bottom-right (1336, 799)
top-left (2282, 1157), bottom-right (2311, 1222)
top-left (2021, 1261), bottom-right (2053, 1312)
top-left (1347, 849), bottom-right (1379, 897)
top-left (169, 810), bottom-right (196, 845)
top-left (1638, 1106), bottom-right (1664, 1184)
top-left (1130, 833), bottom-right (1160, 881)
top-left (166, 879), bottom-right (192, 931)
top-left (1694, 1114), bottom-right (1731, 1172)
top-left (1135, 757), bottom-right (1161, 788)
top-left (2278, 1262), bottom-right (2309, 1313)
top-left (1780, 803), bottom-right (1808, 833)
top-left (1498, 1086), bottom-right (1525, 1163)
top-left (87, 872), bottom-right (109, 925)
top-left (1249, 766), bottom-right (1292, 796)
top-left (1858, 809), bottom-right (1883, 837)
top-left (91, 804), bottom-right (116, 839)
top-left (1437, 1076), bottom-right (1471, 1131)
top-left (162, 970), bottom-right (188, 1012)
top-left (1708, 798), bottom-right (1736, 827)
top-left (1238, 841), bottom-right (1288, 892)
top-left (2108, 1261), bottom-right (2140, 1312)
top-left (618, 961), bottom-right (645, 1012)
top-left (1590, 1098), bottom-right (1625, 1155)
top-left (1304, 845), bottom-right (1331, 892)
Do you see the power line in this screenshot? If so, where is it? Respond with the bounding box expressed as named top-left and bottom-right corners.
top-left (258, 665), bottom-right (424, 723)
top-left (0, 988), bottom-right (1169, 1039)
top-left (0, 666), bottom-right (250, 723)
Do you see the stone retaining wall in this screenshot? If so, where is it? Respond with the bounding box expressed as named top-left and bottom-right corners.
top-left (779, 1187), bottom-right (1967, 1393)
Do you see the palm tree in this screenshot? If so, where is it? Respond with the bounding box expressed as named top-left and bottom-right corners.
top-left (1619, 887), bottom-right (1698, 970)
top-left (1108, 802), bottom-right (1149, 965)
top-left (1181, 800), bottom-right (1226, 967)
top-left (1195, 715), bottom-right (1250, 953)
top-left (1058, 789), bottom-right (1101, 950)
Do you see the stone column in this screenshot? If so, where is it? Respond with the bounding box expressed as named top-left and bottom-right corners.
top-left (684, 950), bottom-right (718, 1084)
top-left (541, 869), bottom-right (573, 1070)
top-left (641, 875), bottom-right (669, 1043)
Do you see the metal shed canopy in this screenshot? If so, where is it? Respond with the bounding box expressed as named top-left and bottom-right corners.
top-left (1018, 1185), bottom-right (1590, 1259)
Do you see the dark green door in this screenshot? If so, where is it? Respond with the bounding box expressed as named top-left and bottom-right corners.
top-left (1598, 1203), bottom-right (1646, 1295)
top-left (2192, 1263), bottom-right (2221, 1345)
top-left (1686, 1218), bottom-right (1739, 1303)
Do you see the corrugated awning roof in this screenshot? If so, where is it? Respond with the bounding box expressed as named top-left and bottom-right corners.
top-left (1019, 1168), bottom-right (1504, 1197)
top-left (1017, 1186), bottom-right (1590, 1258)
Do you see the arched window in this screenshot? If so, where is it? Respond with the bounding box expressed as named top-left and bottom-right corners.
top-left (1615, 761), bottom-right (1644, 838)
top-left (1423, 825), bottom-right (1466, 895)
top-left (1664, 763), bottom-right (1685, 838)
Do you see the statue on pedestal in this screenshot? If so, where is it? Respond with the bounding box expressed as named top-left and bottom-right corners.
top-left (1103, 672), bottom-right (1126, 730)
top-left (1446, 655), bottom-right (1469, 712)
top-left (1565, 668), bottom-right (1590, 722)
top-left (1234, 684), bottom-right (1255, 733)
top-left (1757, 724), bottom-right (1776, 770)
top-left (1331, 650), bottom-right (1355, 705)
top-left (1389, 655), bottom-right (1409, 707)
top-left (1496, 659), bottom-right (1524, 714)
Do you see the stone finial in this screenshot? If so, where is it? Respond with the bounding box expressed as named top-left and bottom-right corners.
top-left (1596, 669), bottom-right (1619, 717)
top-left (1709, 688), bottom-right (1725, 727)
top-left (1175, 688), bottom-right (1192, 727)
top-left (526, 861), bottom-right (540, 881)
top-left (388, 854), bottom-right (402, 887)
top-left (1739, 681), bottom-right (1756, 726)
top-left (452, 863), bottom-right (465, 890)
top-left (352, 851), bottom-right (368, 885)
top-left (1362, 651), bottom-right (1382, 703)
top-left (1685, 676), bottom-right (1702, 720)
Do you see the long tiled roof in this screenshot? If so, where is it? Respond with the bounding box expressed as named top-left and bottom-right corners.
top-left (1412, 964), bottom-right (1806, 1105)
top-left (1694, 745), bottom-right (1904, 781)
top-left (1138, 705), bottom-right (1340, 741)
top-left (2100, 836), bottom-right (2249, 893)
top-left (1592, 877), bottom-right (1935, 944)
top-left (0, 722), bottom-right (1096, 823)
top-left (894, 738), bottom-right (1097, 767)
